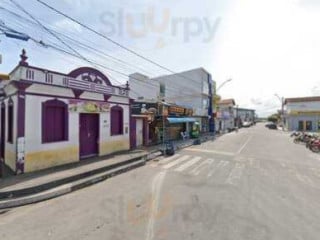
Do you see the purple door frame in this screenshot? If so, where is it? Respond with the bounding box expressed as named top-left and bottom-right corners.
top-left (0, 103), bottom-right (5, 161)
top-left (130, 116), bottom-right (136, 149)
top-left (79, 113), bottom-right (99, 159)
top-left (0, 103), bottom-right (5, 177)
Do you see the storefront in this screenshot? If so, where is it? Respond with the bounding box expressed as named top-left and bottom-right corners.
top-left (0, 50), bottom-right (131, 174)
top-left (131, 101), bottom-right (196, 144)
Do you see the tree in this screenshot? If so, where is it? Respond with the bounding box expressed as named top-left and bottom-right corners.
top-left (267, 113), bottom-right (280, 123)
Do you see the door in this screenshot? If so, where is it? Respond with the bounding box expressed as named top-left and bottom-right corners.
top-left (79, 113), bottom-right (99, 159)
top-left (1, 103), bottom-right (5, 161)
top-left (136, 119), bottom-right (143, 147)
top-left (0, 103), bottom-right (4, 177)
top-left (130, 117), bottom-right (136, 149)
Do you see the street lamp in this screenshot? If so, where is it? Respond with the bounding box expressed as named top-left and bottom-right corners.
top-left (274, 94), bottom-right (284, 130)
top-left (216, 78), bottom-right (232, 92)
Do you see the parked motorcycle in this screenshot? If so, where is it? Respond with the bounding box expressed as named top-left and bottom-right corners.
top-left (309, 139), bottom-right (320, 153)
top-left (294, 133), bottom-right (313, 144)
top-left (291, 131), bottom-right (301, 137)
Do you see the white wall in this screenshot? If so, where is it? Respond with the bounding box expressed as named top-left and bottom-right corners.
top-left (129, 73), bottom-right (159, 101)
top-left (153, 69), bottom-right (210, 116)
top-left (2, 95), bottom-right (18, 171)
top-left (286, 101), bottom-right (320, 112)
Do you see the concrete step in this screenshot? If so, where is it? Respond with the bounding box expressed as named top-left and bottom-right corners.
top-left (0, 159), bottom-right (145, 209)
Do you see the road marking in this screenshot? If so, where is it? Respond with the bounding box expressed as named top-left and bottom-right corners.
top-left (160, 154), bottom-right (181, 164)
top-left (184, 148), bottom-right (235, 156)
top-left (237, 136), bottom-right (252, 154)
top-left (207, 160), bottom-right (229, 178)
top-left (146, 171), bottom-right (167, 240)
top-left (190, 159), bottom-right (215, 176)
top-left (225, 163), bottom-right (245, 185)
top-left (174, 156), bottom-right (202, 172)
top-left (162, 155), bottom-right (190, 169)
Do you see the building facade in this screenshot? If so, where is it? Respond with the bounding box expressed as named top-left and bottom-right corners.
top-left (131, 101), bottom-right (195, 145)
top-left (235, 108), bottom-right (256, 127)
top-left (284, 97), bottom-right (320, 132)
top-left (216, 99), bottom-right (236, 132)
top-left (0, 50), bottom-right (131, 174)
top-left (129, 68), bottom-right (215, 133)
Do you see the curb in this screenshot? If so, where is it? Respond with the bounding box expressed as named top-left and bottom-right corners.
top-left (0, 160), bottom-right (145, 209)
top-left (0, 150), bottom-right (162, 201)
top-left (0, 135), bottom-right (217, 209)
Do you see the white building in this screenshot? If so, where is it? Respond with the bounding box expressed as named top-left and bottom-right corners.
top-left (0, 50), bottom-right (131, 174)
top-left (216, 99), bottom-right (236, 132)
top-left (129, 68), bottom-right (215, 133)
top-left (284, 96), bottom-right (320, 132)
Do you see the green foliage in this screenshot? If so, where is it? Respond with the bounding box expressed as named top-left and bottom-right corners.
top-left (267, 113), bottom-right (280, 123)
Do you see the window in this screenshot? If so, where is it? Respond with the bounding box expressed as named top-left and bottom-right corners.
top-left (42, 99), bottom-right (68, 143)
top-left (111, 106), bottom-right (123, 136)
top-left (160, 83), bottom-right (166, 97)
top-left (7, 100), bottom-right (13, 143)
top-left (298, 121), bottom-right (304, 131)
top-left (306, 121), bottom-right (312, 131)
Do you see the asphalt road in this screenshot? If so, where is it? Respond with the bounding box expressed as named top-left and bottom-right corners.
top-left (1, 123), bottom-right (320, 240)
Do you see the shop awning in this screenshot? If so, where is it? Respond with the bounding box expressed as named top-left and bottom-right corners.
top-left (167, 117), bottom-right (197, 123)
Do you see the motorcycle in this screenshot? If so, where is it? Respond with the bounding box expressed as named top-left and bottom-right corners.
top-left (291, 131), bottom-right (301, 137)
top-left (294, 133), bottom-right (313, 144)
top-left (309, 139), bottom-right (320, 153)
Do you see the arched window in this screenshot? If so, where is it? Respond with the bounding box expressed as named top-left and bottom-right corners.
top-left (110, 106), bottom-right (123, 136)
top-left (7, 99), bottom-right (13, 143)
top-left (42, 99), bottom-right (68, 143)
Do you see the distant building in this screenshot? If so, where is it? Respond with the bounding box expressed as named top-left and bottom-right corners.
top-left (235, 108), bottom-right (256, 127)
top-left (216, 99), bottom-right (236, 132)
top-left (284, 96), bottom-right (320, 132)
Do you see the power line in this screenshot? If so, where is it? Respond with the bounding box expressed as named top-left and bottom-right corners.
top-left (1, 5), bottom-right (207, 97)
top-left (1, 5), bottom-right (208, 102)
top-left (34, 0), bottom-right (211, 87)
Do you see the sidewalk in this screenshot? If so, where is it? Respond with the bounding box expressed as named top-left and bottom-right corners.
top-left (0, 133), bottom-right (216, 209)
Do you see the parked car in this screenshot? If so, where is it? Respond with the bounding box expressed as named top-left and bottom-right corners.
top-left (265, 122), bottom-right (277, 129)
top-left (243, 121), bottom-right (252, 127)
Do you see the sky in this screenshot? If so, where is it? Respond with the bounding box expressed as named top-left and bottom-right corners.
top-left (1, 0), bottom-right (320, 117)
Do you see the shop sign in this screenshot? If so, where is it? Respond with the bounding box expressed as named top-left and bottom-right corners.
top-left (69, 100), bottom-right (110, 113)
top-left (169, 106), bottom-right (185, 115)
top-left (184, 108), bottom-right (193, 116)
top-left (131, 103), bottom-right (158, 115)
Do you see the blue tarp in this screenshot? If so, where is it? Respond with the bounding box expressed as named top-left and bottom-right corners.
top-left (167, 117), bottom-right (197, 123)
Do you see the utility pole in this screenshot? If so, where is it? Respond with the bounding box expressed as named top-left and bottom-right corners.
top-left (275, 94), bottom-right (284, 130)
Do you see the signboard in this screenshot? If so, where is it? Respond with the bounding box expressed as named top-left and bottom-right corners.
top-left (168, 106), bottom-right (185, 115)
top-left (131, 103), bottom-right (159, 115)
top-left (69, 100), bottom-right (110, 113)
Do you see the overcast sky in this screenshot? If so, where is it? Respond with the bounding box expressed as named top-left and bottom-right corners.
top-left (1, 0), bottom-right (320, 117)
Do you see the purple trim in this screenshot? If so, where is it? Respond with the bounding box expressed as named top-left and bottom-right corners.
top-left (68, 67), bottom-right (112, 86)
top-left (130, 116), bottom-right (136, 149)
top-left (0, 102), bottom-right (5, 161)
top-left (17, 93), bottom-right (26, 138)
top-left (7, 98), bottom-right (13, 144)
top-left (72, 89), bottom-right (84, 99)
top-left (13, 81), bottom-right (33, 92)
top-left (104, 95), bottom-right (111, 101)
top-left (143, 118), bottom-right (149, 146)
top-left (42, 99), bottom-right (69, 143)
top-left (24, 91), bottom-right (130, 105)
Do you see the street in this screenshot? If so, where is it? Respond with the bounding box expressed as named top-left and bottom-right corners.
top-left (1, 123), bottom-right (320, 240)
